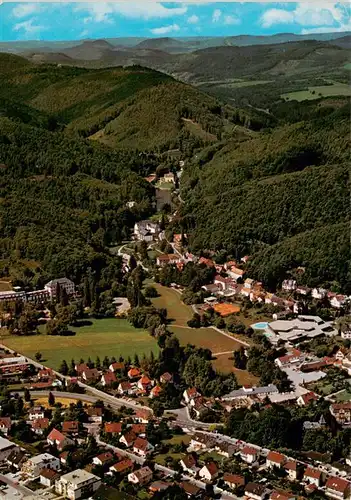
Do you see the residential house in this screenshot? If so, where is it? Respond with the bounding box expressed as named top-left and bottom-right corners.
top-left (284, 460), bottom-right (299, 481)
top-left (227, 266), bottom-right (245, 281)
top-left (304, 467), bottom-right (322, 487)
top-left (59, 451), bottom-right (69, 466)
top-left (312, 288), bottom-right (327, 300)
top-left (117, 381), bottom-right (132, 395)
top-left (149, 481), bottom-right (169, 494)
top-left (38, 368), bottom-right (53, 381)
top-left (6, 449), bottom-right (26, 470)
top-left (109, 459), bottom-right (133, 475)
top-left (40, 468), bottom-right (60, 487)
top-left (245, 483), bottom-right (266, 500)
top-left (156, 254), bottom-right (182, 267)
top-left (75, 363), bottom-right (89, 376)
top-left (160, 372), bottom-right (173, 384)
top-left (296, 286), bottom-right (310, 296)
top-left (131, 424), bottom-right (146, 436)
top-left (325, 476), bottom-right (350, 499)
top-left (162, 172), bottom-right (175, 183)
top-left (180, 481), bottom-right (202, 498)
top-left (270, 491), bottom-right (295, 500)
top-left (137, 375), bottom-right (152, 391)
top-left (93, 452), bottom-right (114, 467)
top-left (55, 469), bottom-right (101, 500)
top-left (223, 473), bottom-right (245, 490)
top-left (119, 431), bottom-right (136, 448)
top-left (214, 275), bottom-right (235, 291)
top-left (22, 453), bottom-right (60, 477)
top-left (297, 392), bottom-right (319, 407)
top-left (0, 417), bottom-right (11, 436)
top-left (190, 433), bottom-right (215, 451)
top-left (215, 441), bottom-right (237, 458)
top-left (128, 466), bottom-right (153, 485)
top-left (244, 278), bottom-right (255, 289)
top-left (29, 406), bottom-right (45, 421)
top-left (330, 402), bottom-right (351, 425)
top-left (47, 428), bottom-right (74, 451)
top-left (109, 362), bottom-right (125, 373)
top-left (149, 385), bottom-right (162, 398)
top-left (275, 349), bottom-right (303, 368)
top-left (180, 453), bottom-right (199, 476)
top-left (240, 446), bottom-right (259, 464)
top-left (199, 462), bottom-right (218, 482)
top-left (330, 295), bottom-right (347, 309)
top-left (62, 421), bottom-right (79, 436)
top-left (87, 407), bottom-right (103, 424)
top-left (266, 451), bottom-right (286, 469)
top-left (101, 371), bottom-right (117, 387)
top-left (134, 409), bottom-right (152, 424)
top-left (128, 367), bottom-right (141, 379)
top-left (82, 368), bottom-right (99, 383)
top-left (133, 437), bottom-right (154, 457)
top-left (282, 280), bottom-right (297, 291)
top-left (104, 422), bottom-right (122, 435)
top-left (31, 418), bottom-right (49, 436)
top-left (134, 220), bottom-right (160, 242)
top-left (340, 324), bottom-right (351, 340)
top-left (183, 387), bottom-right (200, 404)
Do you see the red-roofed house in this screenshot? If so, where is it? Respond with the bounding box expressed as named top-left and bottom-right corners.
top-left (149, 385), bottom-right (162, 399)
top-left (297, 392), bottom-right (319, 406)
top-left (160, 372), bottom-right (173, 384)
top-left (137, 375), bottom-right (152, 391)
top-left (223, 473), bottom-right (245, 490)
top-left (117, 381), bottom-right (132, 395)
top-left (75, 363), bottom-right (89, 375)
top-left (82, 368), bottom-right (99, 383)
top-left (134, 409), bottom-right (152, 423)
top-left (131, 424), bottom-right (146, 436)
top-left (47, 428), bottom-right (74, 451)
top-left (133, 438), bottom-right (154, 457)
top-left (227, 266), bottom-right (245, 281)
top-left (325, 476), bottom-right (350, 499)
top-left (40, 468), bottom-right (60, 487)
top-left (38, 368), bottom-right (53, 381)
top-left (110, 459), bottom-right (134, 475)
top-left (101, 372), bottom-right (117, 387)
top-left (109, 362), bottom-right (125, 373)
top-left (119, 431), bottom-right (136, 448)
top-left (240, 446), bottom-right (259, 464)
top-left (199, 257), bottom-right (215, 267)
top-left (183, 387), bottom-right (200, 404)
top-left (31, 418), bottom-right (49, 436)
top-left (93, 452), bottom-right (114, 466)
top-left (330, 402), bottom-right (351, 425)
top-left (0, 417), bottom-right (11, 436)
top-left (62, 421), bottom-right (79, 436)
top-left (284, 460), bottom-right (298, 481)
top-left (199, 462), bottom-right (218, 482)
top-left (270, 491), bottom-right (295, 500)
top-left (180, 453), bottom-right (199, 476)
top-left (304, 467), bottom-right (322, 487)
top-left (87, 407), bottom-right (103, 424)
top-left (128, 367), bottom-right (141, 379)
top-left (266, 451), bottom-right (286, 468)
top-left (104, 422), bottom-right (122, 435)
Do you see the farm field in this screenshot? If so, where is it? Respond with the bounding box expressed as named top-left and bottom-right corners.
top-left (0, 281), bottom-right (13, 292)
top-left (218, 79), bottom-right (272, 89)
top-left (281, 82), bottom-right (351, 101)
top-left (212, 353), bottom-right (259, 385)
top-left (1, 318), bottom-right (159, 370)
top-left (33, 396), bottom-right (92, 408)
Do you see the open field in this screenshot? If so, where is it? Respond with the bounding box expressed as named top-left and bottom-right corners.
top-left (152, 284), bottom-right (194, 325)
top-left (282, 82), bottom-right (351, 101)
top-left (0, 281), bottom-right (13, 292)
top-left (169, 325), bottom-right (242, 353)
top-left (94, 486), bottom-right (135, 500)
top-left (212, 353), bottom-right (259, 385)
top-left (33, 397), bottom-right (92, 408)
top-left (1, 318), bottom-right (159, 370)
top-left (218, 79), bottom-right (272, 89)
top-left (334, 390), bottom-right (351, 402)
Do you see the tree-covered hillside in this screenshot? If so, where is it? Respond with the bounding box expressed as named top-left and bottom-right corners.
top-left (180, 103), bottom-right (350, 292)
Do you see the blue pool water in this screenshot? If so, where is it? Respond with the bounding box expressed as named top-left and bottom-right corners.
top-left (251, 322), bottom-right (269, 329)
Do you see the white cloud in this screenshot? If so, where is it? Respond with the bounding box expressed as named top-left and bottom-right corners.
top-left (224, 15), bottom-right (241, 25)
top-left (302, 22), bottom-right (351, 34)
top-left (187, 14), bottom-right (199, 24)
top-left (212, 9), bottom-right (222, 23)
top-left (77, 2), bottom-right (187, 24)
top-left (150, 24), bottom-right (180, 35)
top-left (260, 3), bottom-right (350, 30)
top-left (12, 3), bottom-right (42, 19)
top-left (13, 19), bottom-right (45, 39)
top-left (79, 29), bottom-right (89, 39)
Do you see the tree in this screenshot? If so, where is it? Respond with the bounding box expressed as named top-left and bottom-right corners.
top-left (35, 352), bottom-right (42, 362)
top-left (233, 347), bottom-right (247, 370)
top-left (48, 392), bottom-right (55, 406)
top-left (144, 285), bottom-right (158, 298)
top-left (24, 388), bottom-right (31, 403)
top-left (59, 360), bottom-right (69, 376)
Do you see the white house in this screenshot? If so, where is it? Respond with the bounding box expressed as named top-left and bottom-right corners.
top-left (240, 446), bottom-right (259, 464)
top-left (128, 466), bottom-right (153, 485)
top-left (282, 280), bottom-right (297, 291)
top-left (179, 454), bottom-right (199, 476)
top-left (55, 469), bottom-right (101, 500)
top-left (92, 452), bottom-right (114, 467)
top-left (266, 451), bottom-right (286, 468)
top-left (29, 406), bottom-right (45, 421)
top-left (312, 288), bottom-right (327, 300)
top-left (134, 221), bottom-right (160, 242)
top-left (22, 453), bottom-right (60, 477)
top-left (133, 438), bottom-right (154, 457)
top-left (303, 467), bottom-right (322, 487)
top-left (227, 267), bottom-right (245, 281)
top-left (47, 428), bottom-right (74, 451)
top-left (199, 462), bottom-right (218, 482)
top-left (284, 460), bottom-right (298, 481)
top-left (40, 468), bottom-right (60, 487)
top-left (183, 387), bottom-right (200, 404)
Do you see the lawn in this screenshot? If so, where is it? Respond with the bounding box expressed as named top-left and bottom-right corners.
top-left (281, 82), bottom-right (351, 101)
top-left (169, 326), bottom-right (242, 354)
top-left (152, 284), bottom-right (193, 325)
top-left (212, 353), bottom-right (260, 385)
top-left (154, 452), bottom-right (184, 466)
top-left (334, 390), bottom-right (351, 402)
top-left (1, 318), bottom-right (159, 370)
top-left (94, 485), bottom-right (135, 500)
top-left (163, 434), bottom-right (192, 446)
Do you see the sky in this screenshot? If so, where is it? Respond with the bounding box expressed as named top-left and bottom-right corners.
top-left (0, 2), bottom-right (350, 42)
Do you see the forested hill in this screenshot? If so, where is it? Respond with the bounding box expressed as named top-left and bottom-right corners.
top-left (179, 101), bottom-right (351, 293)
top-left (0, 53), bottom-right (231, 151)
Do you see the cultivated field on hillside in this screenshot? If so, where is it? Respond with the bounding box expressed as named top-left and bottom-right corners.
top-left (2, 318), bottom-right (159, 370)
top-left (282, 82), bottom-right (351, 101)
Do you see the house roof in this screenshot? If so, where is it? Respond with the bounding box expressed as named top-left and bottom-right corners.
top-left (62, 421), bottom-right (78, 433)
top-left (284, 460), bottom-right (297, 471)
top-left (160, 372), bottom-right (173, 382)
top-left (83, 368), bottom-right (99, 380)
top-left (134, 437), bottom-right (150, 452)
top-left (111, 459), bottom-right (133, 472)
top-left (128, 367), bottom-right (140, 378)
top-left (181, 454), bottom-right (197, 468)
top-left (0, 417), bottom-right (11, 428)
top-left (76, 363), bottom-right (89, 374)
top-left (304, 467), bottom-right (321, 479)
top-left (331, 402), bottom-right (351, 411)
top-left (110, 362), bottom-right (125, 371)
top-left (47, 428), bottom-right (66, 443)
top-left (119, 381), bottom-right (132, 390)
top-left (133, 466), bottom-right (152, 480)
top-left (131, 424), bottom-right (146, 435)
top-left (245, 483), bottom-right (265, 495)
top-left (241, 445), bottom-right (258, 455)
top-left (150, 385), bottom-right (162, 396)
top-left (325, 476), bottom-right (350, 493)
top-left (105, 422), bottom-right (122, 434)
top-left (300, 392), bottom-right (319, 404)
top-left (267, 451), bottom-right (285, 464)
top-left (102, 372), bottom-right (117, 384)
top-left (270, 490), bottom-right (294, 500)
top-left (135, 409), bottom-right (152, 420)
top-left (181, 481), bottom-right (201, 495)
top-left (186, 387), bottom-right (198, 398)
top-left (40, 468), bottom-right (59, 480)
top-left (95, 452), bottom-right (113, 464)
top-left (149, 481), bottom-right (169, 492)
top-left (121, 431), bottom-right (136, 443)
top-left (7, 449), bottom-right (26, 465)
top-left (138, 375), bottom-right (151, 385)
top-left (223, 473), bottom-right (245, 486)
top-left (87, 407), bottom-right (103, 417)
top-left (31, 418), bottom-right (49, 430)
top-left (203, 461), bottom-right (218, 475)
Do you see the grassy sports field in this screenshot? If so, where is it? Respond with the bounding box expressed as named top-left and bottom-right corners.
top-left (1, 318), bottom-right (159, 370)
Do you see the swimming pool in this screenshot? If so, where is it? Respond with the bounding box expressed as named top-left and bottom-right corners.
top-left (251, 322), bottom-right (269, 329)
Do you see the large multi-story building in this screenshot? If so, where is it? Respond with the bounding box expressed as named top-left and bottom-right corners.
top-left (55, 469), bottom-right (101, 500)
top-left (44, 278), bottom-right (75, 299)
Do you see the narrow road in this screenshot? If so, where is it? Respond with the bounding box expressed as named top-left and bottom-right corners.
top-left (0, 473), bottom-right (34, 497)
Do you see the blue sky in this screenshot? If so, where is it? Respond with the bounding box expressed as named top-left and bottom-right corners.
top-left (1, 2), bottom-right (350, 41)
